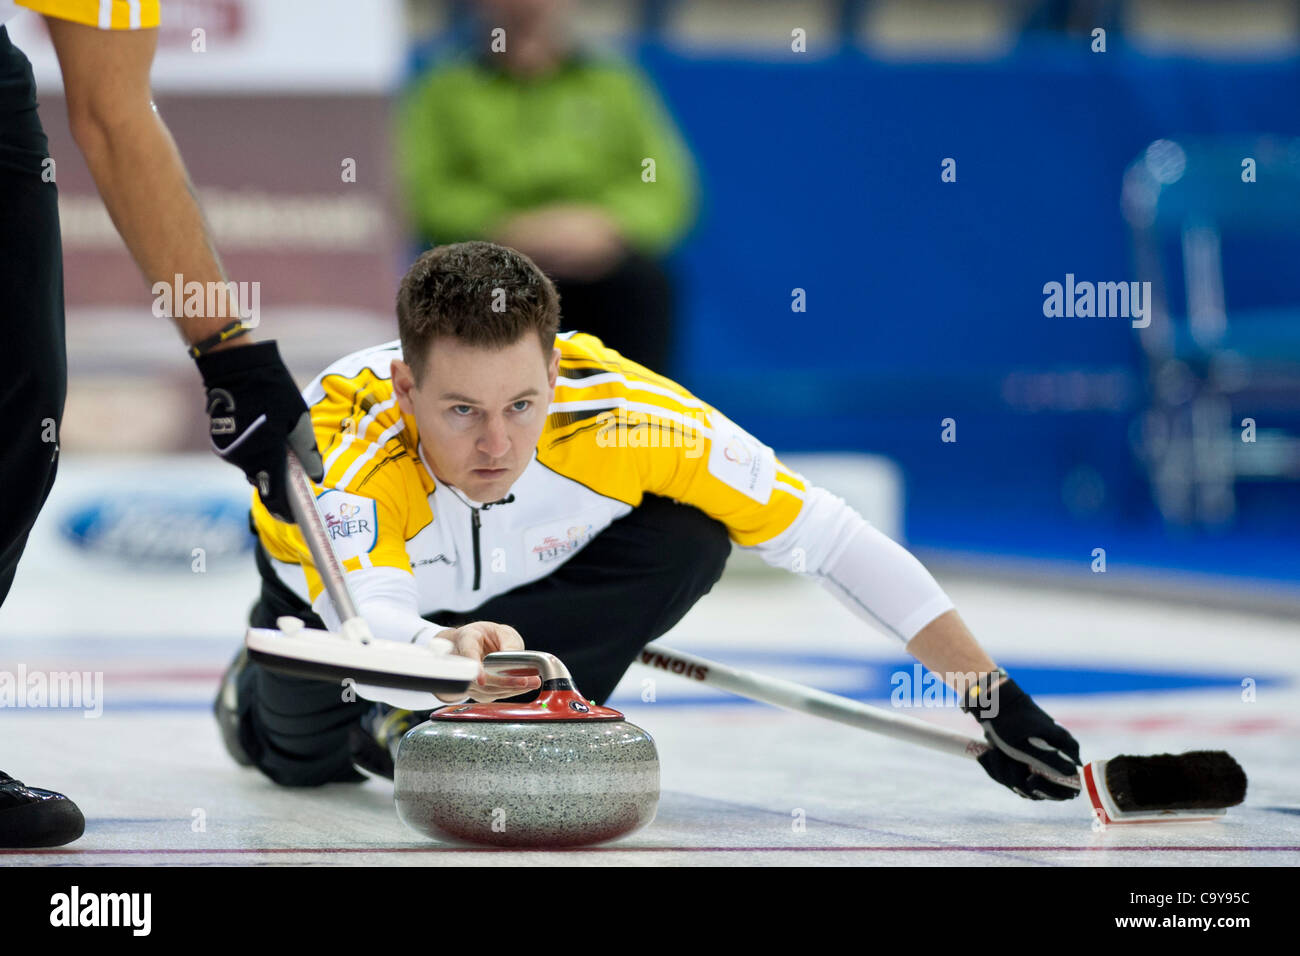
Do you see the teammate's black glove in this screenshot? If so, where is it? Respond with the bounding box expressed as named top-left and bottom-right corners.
top-left (962, 672), bottom-right (1082, 800)
top-left (194, 340), bottom-right (324, 522)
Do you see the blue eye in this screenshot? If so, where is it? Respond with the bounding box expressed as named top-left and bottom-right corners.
top-left (452, 405), bottom-right (474, 416)
top-left (512, 400), bottom-right (531, 412)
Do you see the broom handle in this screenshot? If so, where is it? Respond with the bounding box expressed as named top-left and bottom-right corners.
top-left (285, 449), bottom-right (370, 641)
top-left (640, 643), bottom-right (1080, 788)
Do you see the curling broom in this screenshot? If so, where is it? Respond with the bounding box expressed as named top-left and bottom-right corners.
top-left (639, 644), bottom-right (1246, 826)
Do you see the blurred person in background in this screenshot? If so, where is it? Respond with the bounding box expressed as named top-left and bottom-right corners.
top-left (397, 0), bottom-right (697, 373)
top-left (1021, 0), bottom-right (1122, 39)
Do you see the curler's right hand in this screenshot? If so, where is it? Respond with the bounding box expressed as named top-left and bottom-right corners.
top-left (432, 622), bottom-right (542, 703)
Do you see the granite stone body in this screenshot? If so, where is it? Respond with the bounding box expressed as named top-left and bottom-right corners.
top-left (394, 716), bottom-right (660, 847)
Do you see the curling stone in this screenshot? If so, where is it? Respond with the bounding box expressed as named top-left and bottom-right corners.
top-left (394, 650), bottom-right (659, 848)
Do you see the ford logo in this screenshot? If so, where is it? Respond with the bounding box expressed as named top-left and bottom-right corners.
top-left (61, 496), bottom-right (253, 566)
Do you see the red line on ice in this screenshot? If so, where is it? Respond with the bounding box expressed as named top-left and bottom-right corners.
top-left (4, 845), bottom-right (1298, 855)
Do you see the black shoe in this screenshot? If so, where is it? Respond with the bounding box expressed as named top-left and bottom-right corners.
top-left (348, 704), bottom-right (428, 781)
top-left (214, 648), bottom-right (254, 767)
top-left (0, 771), bottom-right (85, 848)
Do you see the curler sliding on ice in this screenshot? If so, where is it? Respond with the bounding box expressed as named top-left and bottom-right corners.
top-left (218, 241), bottom-right (1236, 808)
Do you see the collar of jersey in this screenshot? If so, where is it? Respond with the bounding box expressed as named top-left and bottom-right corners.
top-left (417, 441), bottom-right (534, 510)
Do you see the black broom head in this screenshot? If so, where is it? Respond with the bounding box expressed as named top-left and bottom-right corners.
top-left (1105, 750), bottom-right (1247, 812)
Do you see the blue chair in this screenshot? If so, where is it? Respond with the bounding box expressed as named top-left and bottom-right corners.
top-left (1122, 136), bottom-right (1300, 527)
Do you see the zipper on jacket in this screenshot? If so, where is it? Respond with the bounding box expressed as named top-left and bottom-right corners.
top-left (461, 493), bottom-right (512, 592)
top-left (470, 507), bottom-right (482, 591)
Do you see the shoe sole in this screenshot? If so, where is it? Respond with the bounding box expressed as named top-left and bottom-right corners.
top-left (0, 798), bottom-right (86, 848)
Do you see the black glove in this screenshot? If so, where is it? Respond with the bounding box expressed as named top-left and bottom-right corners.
top-left (962, 672), bottom-right (1082, 800)
top-left (195, 340), bottom-right (324, 522)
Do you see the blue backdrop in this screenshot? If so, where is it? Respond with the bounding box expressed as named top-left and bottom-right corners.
top-left (636, 44), bottom-right (1300, 579)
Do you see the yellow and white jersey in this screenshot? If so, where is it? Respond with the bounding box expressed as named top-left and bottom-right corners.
top-left (253, 331), bottom-right (954, 645)
top-left (5, 0), bottom-right (159, 29)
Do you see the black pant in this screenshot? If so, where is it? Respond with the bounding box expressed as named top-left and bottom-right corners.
top-left (554, 249), bottom-right (675, 375)
top-left (0, 27), bottom-right (65, 608)
top-left (235, 494), bottom-right (732, 786)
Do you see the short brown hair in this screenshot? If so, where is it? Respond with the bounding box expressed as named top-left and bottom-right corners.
top-left (396, 242), bottom-right (560, 384)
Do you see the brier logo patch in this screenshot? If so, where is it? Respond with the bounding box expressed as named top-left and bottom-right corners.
top-left (523, 512), bottom-right (604, 564)
top-left (315, 489), bottom-right (378, 560)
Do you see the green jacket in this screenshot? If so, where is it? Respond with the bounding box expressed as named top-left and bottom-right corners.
top-left (397, 53), bottom-right (698, 254)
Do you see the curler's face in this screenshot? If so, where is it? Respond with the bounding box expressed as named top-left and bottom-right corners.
top-left (394, 334), bottom-right (559, 503)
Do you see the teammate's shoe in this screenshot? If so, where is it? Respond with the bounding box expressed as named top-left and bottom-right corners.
top-left (349, 704), bottom-right (428, 780)
top-left (213, 648), bottom-right (255, 767)
top-left (0, 771), bottom-right (85, 848)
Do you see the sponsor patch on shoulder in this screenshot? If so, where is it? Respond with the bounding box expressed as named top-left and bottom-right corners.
top-left (706, 410), bottom-right (776, 504)
top-left (316, 489), bottom-right (379, 561)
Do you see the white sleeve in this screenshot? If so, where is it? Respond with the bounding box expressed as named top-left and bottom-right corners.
top-left (311, 565), bottom-right (450, 648)
top-left (745, 485), bottom-right (954, 643)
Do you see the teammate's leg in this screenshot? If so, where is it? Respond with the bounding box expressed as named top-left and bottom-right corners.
top-left (0, 24), bottom-right (83, 849)
top-left (0, 25), bottom-right (67, 607)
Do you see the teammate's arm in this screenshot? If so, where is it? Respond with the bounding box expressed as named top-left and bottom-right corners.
top-left (45, 19), bottom-right (232, 346)
top-left (42, 17), bottom-right (323, 517)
